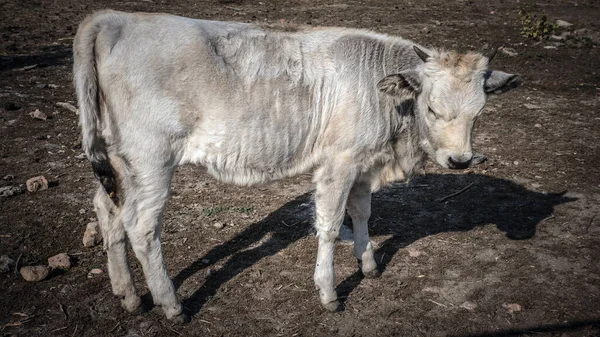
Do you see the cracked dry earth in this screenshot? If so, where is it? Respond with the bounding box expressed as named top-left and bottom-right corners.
top-left (0, 0), bottom-right (599, 336)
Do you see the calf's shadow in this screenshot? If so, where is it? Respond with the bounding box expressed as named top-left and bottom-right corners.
top-left (169, 173), bottom-right (574, 317)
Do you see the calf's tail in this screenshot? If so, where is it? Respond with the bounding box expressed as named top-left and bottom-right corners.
top-left (73, 11), bottom-right (120, 202)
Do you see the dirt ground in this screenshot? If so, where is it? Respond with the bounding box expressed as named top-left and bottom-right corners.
top-left (1, 0), bottom-right (599, 336)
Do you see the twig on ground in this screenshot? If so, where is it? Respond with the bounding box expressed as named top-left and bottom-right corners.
top-left (585, 213), bottom-right (597, 233)
top-left (168, 326), bottom-right (182, 336)
top-left (437, 183), bottom-right (474, 202)
top-left (14, 252), bottom-right (22, 275)
top-left (427, 299), bottom-right (448, 308)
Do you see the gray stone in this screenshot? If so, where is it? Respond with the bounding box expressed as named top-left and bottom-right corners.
top-left (0, 255), bottom-right (16, 273)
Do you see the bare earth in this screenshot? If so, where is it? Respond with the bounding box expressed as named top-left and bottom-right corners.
top-left (1, 0), bottom-right (599, 336)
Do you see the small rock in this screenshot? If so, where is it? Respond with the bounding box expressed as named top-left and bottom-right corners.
top-left (499, 47), bottom-right (518, 57)
top-left (460, 301), bottom-right (478, 311)
top-left (26, 176), bottom-right (49, 192)
top-left (0, 184), bottom-right (26, 197)
top-left (513, 161), bottom-right (519, 166)
top-left (0, 255), bottom-right (16, 273)
top-left (524, 103), bottom-right (541, 110)
top-left (87, 268), bottom-right (103, 278)
top-left (55, 102), bottom-right (78, 114)
top-left (48, 84), bottom-right (59, 89)
top-left (20, 265), bottom-right (50, 281)
top-left (60, 284), bottom-right (73, 294)
top-left (82, 222), bottom-right (102, 248)
top-left (279, 270), bottom-right (293, 278)
top-left (139, 321), bottom-right (153, 332)
top-left (201, 258), bottom-right (211, 264)
top-left (534, 124), bottom-right (542, 128)
top-left (544, 45), bottom-right (558, 50)
top-left (74, 153), bottom-right (87, 159)
top-left (531, 182), bottom-right (542, 189)
top-left (29, 109), bottom-right (47, 120)
top-left (213, 222), bottom-right (224, 229)
top-left (206, 268), bottom-right (216, 276)
top-left (434, 20), bottom-right (441, 26)
top-left (556, 20), bottom-right (573, 27)
top-left (48, 253), bottom-right (71, 270)
top-left (36, 83), bottom-right (48, 89)
top-left (421, 27), bottom-right (431, 34)
top-left (503, 303), bottom-right (522, 313)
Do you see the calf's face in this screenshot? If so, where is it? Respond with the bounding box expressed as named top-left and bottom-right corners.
top-left (378, 47), bottom-right (521, 169)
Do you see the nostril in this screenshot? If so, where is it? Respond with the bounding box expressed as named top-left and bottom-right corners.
top-left (448, 157), bottom-right (471, 169)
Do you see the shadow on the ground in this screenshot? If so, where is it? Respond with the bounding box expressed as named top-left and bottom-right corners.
top-left (172, 173), bottom-right (575, 317)
top-left (0, 46), bottom-right (71, 72)
top-left (448, 319), bottom-right (600, 337)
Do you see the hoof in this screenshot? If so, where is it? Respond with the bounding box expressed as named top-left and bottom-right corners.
top-left (363, 268), bottom-right (382, 279)
top-left (121, 296), bottom-right (144, 314)
top-left (170, 311), bottom-right (191, 324)
top-left (321, 300), bottom-right (342, 312)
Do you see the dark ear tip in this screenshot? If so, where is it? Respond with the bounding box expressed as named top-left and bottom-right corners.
top-left (413, 45), bottom-right (430, 63)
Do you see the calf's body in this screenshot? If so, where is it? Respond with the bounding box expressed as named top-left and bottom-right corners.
top-left (74, 10), bottom-right (520, 322)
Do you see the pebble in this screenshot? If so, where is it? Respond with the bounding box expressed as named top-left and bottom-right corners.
top-left (534, 124), bottom-right (542, 128)
top-left (26, 175), bottom-right (49, 192)
top-left (20, 265), bottom-right (50, 281)
top-left (29, 109), bottom-right (47, 120)
top-left (55, 102), bottom-right (78, 114)
top-left (524, 103), bottom-right (541, 110)
top-left (0, 184), bottom-right (26, 197)
top-left (87, 268), bottom-right (103, 278)
top-left (213, 222), bottom-right (225, 229)
top-left (48, 253), bottom-right (71, 270)
top-left (499, 47), bottom-right (518, 57)
top-left (0, 255), bottom-right (16, 273)
top-left (503, 303), bottom-right (522, 313)
top-left (460, 301), bottom-right (478, 311)
top-left (83, 222), bottom-right (102, 247)
top-left (421, 27), bottom-right (431, 34)
top-left (556, 20), bottom-right (573, 27)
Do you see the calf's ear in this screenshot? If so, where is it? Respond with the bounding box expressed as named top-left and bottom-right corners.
top-left (484, 70), bottom-right (522, 94)
top-left (377, 70), bottom-right (421, 98)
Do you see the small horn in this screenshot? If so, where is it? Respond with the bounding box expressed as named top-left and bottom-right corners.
top-left (413, 45), bottom-right (430, 63)
top-left (485, 48), bottom-right (498, 63)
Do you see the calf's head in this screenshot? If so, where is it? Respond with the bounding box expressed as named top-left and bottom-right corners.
top-left (378, 46), bottom-right (521, 169)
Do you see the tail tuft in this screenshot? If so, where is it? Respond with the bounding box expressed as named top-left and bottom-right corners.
top-left (91, 160), bottom-right (118, 202)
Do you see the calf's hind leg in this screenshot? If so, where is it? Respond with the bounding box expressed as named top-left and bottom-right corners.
top-left (120, 165), bottom-right (188, 323)
top-left (93, 187), bottom-right (142, 313)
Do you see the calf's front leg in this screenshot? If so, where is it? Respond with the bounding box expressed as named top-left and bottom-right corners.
top-left (313, 159), bottom-right (358, 312)
top-left (347, 179), bottom-right (380, 278)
